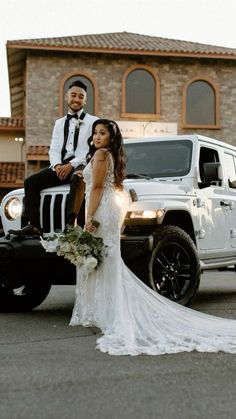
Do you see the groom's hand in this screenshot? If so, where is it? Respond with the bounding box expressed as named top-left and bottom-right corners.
top-left (56, 163), bottom-right (73, 180)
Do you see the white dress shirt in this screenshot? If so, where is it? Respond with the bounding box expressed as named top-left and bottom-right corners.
top-left (49, 110), bottom-right (98, 169)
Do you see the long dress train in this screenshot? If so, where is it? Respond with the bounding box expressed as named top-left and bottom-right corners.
top-left (70, 157), bottom-right (236, 356)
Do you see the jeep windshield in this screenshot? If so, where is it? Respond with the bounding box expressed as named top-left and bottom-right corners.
top-left (124, 140), bottom-right (193, 179)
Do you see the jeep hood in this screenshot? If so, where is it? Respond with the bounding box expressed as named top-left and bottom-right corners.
top-left (124, 178), bottom-right (192, 197)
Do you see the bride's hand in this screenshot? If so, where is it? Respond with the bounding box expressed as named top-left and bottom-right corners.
top-left (84, 220), bottom-right (97, 234)
top-left (75, 169), bottom-right (83, 178)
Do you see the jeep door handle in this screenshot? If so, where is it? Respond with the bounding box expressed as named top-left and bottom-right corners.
top-left (220, 200), bottom-right (232, 207)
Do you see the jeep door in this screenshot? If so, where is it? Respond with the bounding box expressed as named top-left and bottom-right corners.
top-left (197, 145), bottom-right (230, 251)
top-left (223, 152), bottom-right (236, 248)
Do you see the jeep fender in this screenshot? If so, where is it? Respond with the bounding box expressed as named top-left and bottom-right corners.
top-left (127, 199), bottom-right (196, 243)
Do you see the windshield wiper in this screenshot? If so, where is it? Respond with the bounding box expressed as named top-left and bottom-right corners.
top-left (125, 173), bottom-right (152, 179)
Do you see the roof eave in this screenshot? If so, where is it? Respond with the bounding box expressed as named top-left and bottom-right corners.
top-left (6, 43), bottom-right (236, 60)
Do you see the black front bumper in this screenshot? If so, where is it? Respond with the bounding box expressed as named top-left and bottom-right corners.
top-left (121, 234), bottom-right (153, 260)
top-left (0, 236), bottom-right (75, 285)
top-left (0, 234), bottom-right (153, 285)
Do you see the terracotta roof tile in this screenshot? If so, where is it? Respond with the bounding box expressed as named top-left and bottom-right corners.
top-left (0, 117), bottom-right (24, 129)
top-left (27, 145), bottom-right (49, 156)
top-left (0, 162), bottom-right (25, 185)
top-left (7, 31), bottom-right (236, 57)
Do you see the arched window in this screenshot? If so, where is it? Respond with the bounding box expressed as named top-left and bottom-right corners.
top-left (122, 66), bottom-right (160, 118)
top-left (183, 78), bottom-right (220, 128)
top-left (60, 74), bottom-right (97, 116)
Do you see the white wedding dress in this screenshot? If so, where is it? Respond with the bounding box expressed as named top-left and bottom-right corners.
top-left (70, 156), bottom-right (236, 356)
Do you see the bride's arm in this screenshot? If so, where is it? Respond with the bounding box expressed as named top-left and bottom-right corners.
top-left (85, 149), bottom-right (109, 232)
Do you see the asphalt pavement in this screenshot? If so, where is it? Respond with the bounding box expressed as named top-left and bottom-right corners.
top-left (1, 271), bottom-right (236, 419)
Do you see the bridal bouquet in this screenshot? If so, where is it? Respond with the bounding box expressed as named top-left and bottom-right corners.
top-left (40, 225), bottom-right (106, 272)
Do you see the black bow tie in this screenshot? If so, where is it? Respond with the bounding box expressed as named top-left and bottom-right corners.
top-left (67, 113), bottom-right (78, 120)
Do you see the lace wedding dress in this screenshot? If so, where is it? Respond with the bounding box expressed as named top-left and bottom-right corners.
top-left (70, 157), bottom-right (236, 356)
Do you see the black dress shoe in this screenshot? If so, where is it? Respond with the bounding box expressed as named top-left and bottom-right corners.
top-left (8, 224), bottom-right (42, 237)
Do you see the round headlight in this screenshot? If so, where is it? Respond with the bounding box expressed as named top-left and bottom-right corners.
top-left (4, 197), bottom-right (22, 220)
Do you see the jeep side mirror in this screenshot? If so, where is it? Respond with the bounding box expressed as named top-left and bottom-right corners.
top-left (202, 162), bottom-right (222, 185)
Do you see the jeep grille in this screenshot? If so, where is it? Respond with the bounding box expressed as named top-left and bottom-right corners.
top-left (39, 192), bottom-right (69, 235)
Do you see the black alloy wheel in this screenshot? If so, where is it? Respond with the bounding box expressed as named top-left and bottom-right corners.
top-left (149, 225), bottom-right (200, 306)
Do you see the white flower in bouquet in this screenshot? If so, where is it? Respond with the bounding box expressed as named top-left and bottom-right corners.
top-left (40, 236), bottom-right (59, 252)
top-left (79, 244), bottom-right (91, 253)
top-left (59, 241), bottom-right (71, 254)
top-left (62, 251), bottom-right (74, 262)
top-left (70, 242), bottom-right (79, 253)
top-left (75, 255), bottom-right (86, 266)
top-left (84, 256), bottom-right (98, 272)
top-left (65, 253), bottom-right (84, 266)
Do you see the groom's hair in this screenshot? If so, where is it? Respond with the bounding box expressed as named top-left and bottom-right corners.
top-left (68, 80), bottom-right (87, 91)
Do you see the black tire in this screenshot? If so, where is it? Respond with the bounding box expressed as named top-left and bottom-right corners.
top-left (149, 225), bottom-right (200, 306)
top-left (0, 278), bottom-right (51, 312)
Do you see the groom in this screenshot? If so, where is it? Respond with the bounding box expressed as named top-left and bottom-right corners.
top-left (9, 80), bottom-right (97, 237)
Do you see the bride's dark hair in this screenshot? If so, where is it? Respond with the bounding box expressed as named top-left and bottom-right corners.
top-left (86, 119), bottom-right (126, 189)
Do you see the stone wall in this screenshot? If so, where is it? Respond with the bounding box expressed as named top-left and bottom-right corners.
top-left (25, 51), bottom-right (236, 147)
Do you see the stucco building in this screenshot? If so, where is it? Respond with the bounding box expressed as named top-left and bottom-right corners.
top-left (1, 31), bottom-right (236, 197)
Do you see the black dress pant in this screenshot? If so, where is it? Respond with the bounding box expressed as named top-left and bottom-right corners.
top-left (23, 167), bottom-right (85, 229)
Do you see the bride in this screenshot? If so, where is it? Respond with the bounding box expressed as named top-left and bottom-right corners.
top-left (69, 118), bottom-right (236, 356)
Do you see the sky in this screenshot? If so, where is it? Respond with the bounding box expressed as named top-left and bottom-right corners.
top-left (1, 0), bottom-right (236, 117)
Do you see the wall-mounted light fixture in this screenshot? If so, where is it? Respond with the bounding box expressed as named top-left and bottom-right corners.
top-left (14, 137), bottom-right (25, 162)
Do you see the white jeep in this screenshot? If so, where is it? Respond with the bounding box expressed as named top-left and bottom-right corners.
top-left (1, 134), bottom-right (236, 311)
